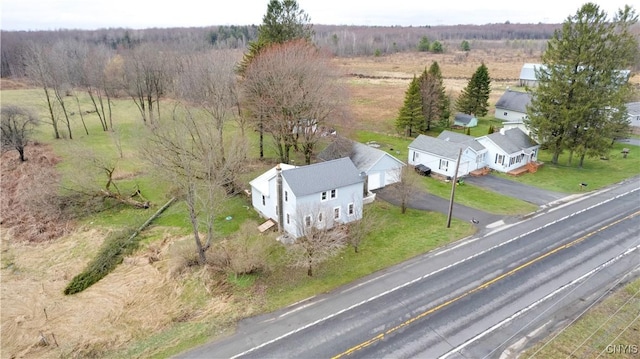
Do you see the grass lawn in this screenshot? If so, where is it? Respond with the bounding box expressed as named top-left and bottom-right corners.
top-left (522, 277), bottom-right (640, 358)
top-left (496, 142), bottom-right (640, 193)
top-left (258, 200), bottom-right (476, 311)
top-left (418, 176), bottom-right (538, 215)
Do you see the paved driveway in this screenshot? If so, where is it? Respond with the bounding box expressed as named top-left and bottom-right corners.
top-left (616, 138), bottom-right (640, 147)
top-left (463, 174), bottom-right (567, 206)
top-left (374, 187), bottom-right (506, 228)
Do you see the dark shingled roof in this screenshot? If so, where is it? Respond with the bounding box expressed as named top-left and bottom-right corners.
top-left (495, 90), bottom-right (532, 113)
top-left (437, 130), bottom-right (485, 152)
top-left (318, 138), bottom-right (405, 172)
top-left (454, 113), bottom-right (475, 125)
top-left (408, 134), bottom-right (469, 161)
top-left (485, 128), bottom-right (537, 154)
top-left (282, 157), bottom-right (363, 197)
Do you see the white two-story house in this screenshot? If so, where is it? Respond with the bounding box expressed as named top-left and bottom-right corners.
top-left (250, 158), bottom-right (365, 238)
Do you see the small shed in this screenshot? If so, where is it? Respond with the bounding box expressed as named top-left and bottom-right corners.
top-left (454, 113), bottom-right (478, 128)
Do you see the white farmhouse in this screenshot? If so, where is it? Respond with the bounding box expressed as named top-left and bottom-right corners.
top-left (250, 158), bottom-right (365, 238)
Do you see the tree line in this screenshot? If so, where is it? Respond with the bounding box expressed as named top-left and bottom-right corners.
top-left (1, 22), bottom-right (565, 78)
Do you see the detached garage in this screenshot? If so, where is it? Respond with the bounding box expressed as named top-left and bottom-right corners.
top-left (318, 137), bottom-right (406, 191)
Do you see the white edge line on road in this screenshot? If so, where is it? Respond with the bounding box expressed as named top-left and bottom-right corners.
top-left (439, 244), bottom-right (640, 359)
top-left (229, 187), bottom-right (639, 359)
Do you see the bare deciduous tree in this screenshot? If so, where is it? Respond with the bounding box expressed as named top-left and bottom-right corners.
top-left (123, 44), bottom-right (172, 125)
top-left (346, 203), bottom-right (382, 253)
top-left (389, 166), bottom-right (418, 214)
top-left (242, 40), bottom-right (349, 164)
top-left (1, 106), bottom-right (39, 162)
top-left (177, 50), bottom-right (242, 161)
top-left (23, 42), bottom-right (60, 139)
top-left (144, 104), bottom-right (245, 264)
top-left (285, 205), bottom-right (347, 276)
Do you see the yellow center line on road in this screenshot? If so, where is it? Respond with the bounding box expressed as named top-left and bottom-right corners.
top-left (331, 210), bottom-right (640, 359)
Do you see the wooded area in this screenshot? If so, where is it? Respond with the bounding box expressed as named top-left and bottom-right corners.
top-left (1, 22), bottom-right (564, 78)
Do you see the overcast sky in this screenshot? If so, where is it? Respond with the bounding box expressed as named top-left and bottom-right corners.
top-left (1, 0), bottom-right (635, 31)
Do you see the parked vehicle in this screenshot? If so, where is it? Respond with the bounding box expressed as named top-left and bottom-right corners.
top-left (414, 164), bottom-right (431, 176)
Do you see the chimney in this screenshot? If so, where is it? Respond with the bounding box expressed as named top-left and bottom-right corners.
top-left (360, 171), bottom-right (368, 196)
top-left (499, 128), bottom-right (506, 135)
top-left (276, 164), bottom-right (284, 233)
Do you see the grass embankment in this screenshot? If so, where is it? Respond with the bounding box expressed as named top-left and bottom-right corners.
top-left (523, 277), bottom-right (640, 358)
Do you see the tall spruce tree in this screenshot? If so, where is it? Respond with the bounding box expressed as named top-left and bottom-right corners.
top-left (418, 61), bottom-right (450, 131)
top-left (237, 0), bottom-right (314, 158)
top-left (456, 63), bottom-right (491, 117)
top-left (526, 3), bottom-right (638, 167)
top-left (396, 76), bottom-right (425, 137)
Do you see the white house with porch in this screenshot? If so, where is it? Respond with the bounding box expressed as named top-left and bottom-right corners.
top-left (476, 128), bottom-right (540, 174)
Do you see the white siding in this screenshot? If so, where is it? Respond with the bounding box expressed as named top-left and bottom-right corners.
top-left (367, 172), bottom-right (382, 190)
top-left (495, 108), bottom-right (528, 123)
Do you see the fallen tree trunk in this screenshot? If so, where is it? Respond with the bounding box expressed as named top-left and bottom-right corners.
top-left (99, 189), bottom-right (150, 209)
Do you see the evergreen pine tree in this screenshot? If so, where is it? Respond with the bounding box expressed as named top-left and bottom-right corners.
top-left (456, 63), bottom-right (491, 117)
top-left (396, 76), bottom-right (425, 137)
top-left (418, 61), bottom-right (450, 131)
top-left (526, 4), bottom-right (638, 167)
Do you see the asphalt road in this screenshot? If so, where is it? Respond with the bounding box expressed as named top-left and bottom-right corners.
top-left (178, 177), bottom-right (640, 359)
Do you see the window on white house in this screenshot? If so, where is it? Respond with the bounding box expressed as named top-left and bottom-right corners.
top-left (286, 213), bottom-right (290, 224)
top-left (330, 189), bottom-right (336, 199)
top-left (348, 203), bottom-right (354, 215)
top-left (495, 154), bottom-right (504, 165)
top-left (318, 212), bottom-right (323, 222)
top-left (321, 191), bottom-right (327, 201)
top-left (503, 112), bottom-right (508, 116)
top-left (334, 207), bottom-right (340, 220)
top-left (262, 195), bottom-right (266, 206)
top-left (284, 191), bottom-right (288, 202)
top-left (305, 215), bottom-right (311, 227)
top-left (439, 159), bottom-right (449, 171)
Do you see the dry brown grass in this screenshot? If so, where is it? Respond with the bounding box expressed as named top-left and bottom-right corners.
top-left (335, 50), bottom-right (640, 131)
top-left (0, 230), bottom-right (241, 359)
top-left (0, 144), bottom-right (72, 243)
top-left (335, 50), bottom-right (541, 131)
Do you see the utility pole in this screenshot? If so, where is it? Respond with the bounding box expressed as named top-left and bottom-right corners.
top-left (447, 148), bottom-right (462, 228)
